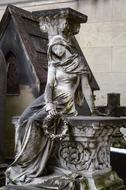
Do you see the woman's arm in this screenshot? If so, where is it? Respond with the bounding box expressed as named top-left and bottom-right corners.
top-left (81, 74), bottom-right (94, 113)
top-left (44, 64), bottom-right (57, 115)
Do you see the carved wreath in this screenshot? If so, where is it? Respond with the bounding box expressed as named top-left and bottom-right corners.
top-left (42, 114), bottom-right (69, 140)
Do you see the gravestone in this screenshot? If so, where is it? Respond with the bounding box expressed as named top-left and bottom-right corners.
top-left (0, 5), bottom-right (126, 190)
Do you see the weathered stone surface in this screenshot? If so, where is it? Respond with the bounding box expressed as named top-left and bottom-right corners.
top-left (77, 23), bottom-right (113, 48)
top-left (0, 185), bottom-right (43, 190)
top-left (97, 93), bottom-right (126, 149)
top-left (76, 0), bottom-right (126, 108)
top-left (0, 5), bottom-right (99, 161)
top-left (46, 116), bottom-right (126, 189)
top-left (0, 0), bottom-right (78, 18)
top-left (83, 47), bottom-right (112, 73)
top-left (52, 116), bottom-right (126, 173)
top-left (0, 4), bottom-right (125, 190)
top-left (1, 171), bottom-right (125, 190)
top-left (4, 6), bottom-right (97, 188)
top-left (112, 47), bottom-right (126, 72)
top-left (94, 72), bottom-right (126, 106)
top-left (78, 0), bottom-right (113, 23)
top-left (112, 0), bottom-right (126, 21)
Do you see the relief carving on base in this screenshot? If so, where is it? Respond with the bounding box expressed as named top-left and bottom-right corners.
top-left (55, 122), bottom-right (121, 173)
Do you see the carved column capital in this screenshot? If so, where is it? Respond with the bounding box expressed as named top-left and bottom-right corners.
top-left (37, 8), bottom-right (87, 38)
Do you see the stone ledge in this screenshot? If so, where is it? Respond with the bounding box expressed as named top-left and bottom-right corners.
top-left (0, 171), bottom-right (125, 190)
top-left (67, 115), bottom-right (126, 129)
top-left (0, 185), bottom-right (42, 190)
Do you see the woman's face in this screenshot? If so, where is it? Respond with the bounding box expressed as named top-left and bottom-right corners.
top-left (52, 44), bottom-right (66, 58)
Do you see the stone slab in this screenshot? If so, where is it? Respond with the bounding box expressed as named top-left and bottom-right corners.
top-left (78, 0), bottom-right (112, 23)
top-left (1, 171), bottom-right (126, 190)
top-left (112, 47), bottom-right (126, 72)
top-left (0, 185), bottom-right (45, 190)
top-left (112, 0), bottom-right (126, 21)
top-left (81, 47), bottom-right (112, 73)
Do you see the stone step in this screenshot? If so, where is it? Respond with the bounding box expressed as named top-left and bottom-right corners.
top-left (116, 186), bottom-right (126, 190)
top-left (0, 185), bottom-right (46, 190)
top-left (96, 181), bottom-right (125, 190)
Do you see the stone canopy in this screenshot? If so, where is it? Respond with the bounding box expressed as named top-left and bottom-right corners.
top-left (33, 7), bottom-right (88, 23)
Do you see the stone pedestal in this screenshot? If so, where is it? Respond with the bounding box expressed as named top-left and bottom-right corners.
top-left (1, 116), bottom-right (126, 190)
top-left (49, 116), bottom-right (126, 190)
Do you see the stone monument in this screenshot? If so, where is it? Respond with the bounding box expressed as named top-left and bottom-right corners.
top-left (1, 7), bottom-right (126, 190)
top-left (0, 4), bottom-right (99, 163)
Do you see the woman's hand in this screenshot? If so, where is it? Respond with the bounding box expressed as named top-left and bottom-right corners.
top-left (48, 108), bottom-right (57, 116)
top-left (46, 103), bottom-right (57, 116)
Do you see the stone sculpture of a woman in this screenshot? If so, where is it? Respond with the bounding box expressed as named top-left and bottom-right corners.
top-left (5, 8), bottom-right (94, 188)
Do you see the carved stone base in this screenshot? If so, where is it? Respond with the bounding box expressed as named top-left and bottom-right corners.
top-left (0, 185), bottom-right (41, 190)
top-left (82, 171), bottom-right (125, 190)
top-left (52, 117), bottom-right (126, 172)
top-left (48, 116), bottom-right (126, 190)
top-left (0, 171), bottom-right (125, 190)
top-left (2, 116), bottom-right (126, 190)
